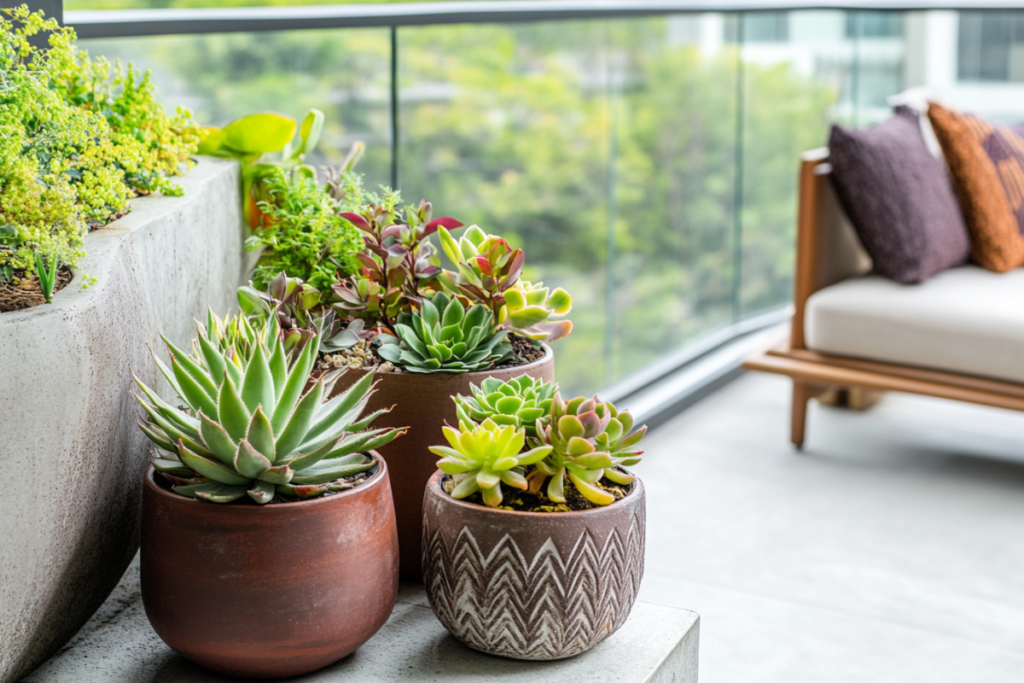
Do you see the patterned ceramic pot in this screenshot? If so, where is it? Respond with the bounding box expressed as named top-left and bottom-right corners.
top-left (421, 469), bottom-right (645, 660)
top-left (322, 345), bottom-right (554, 579)
top-left (141, 457), bottom-right (398, 679)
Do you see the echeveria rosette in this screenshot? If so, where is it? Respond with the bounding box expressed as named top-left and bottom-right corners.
top-left (430, 418), bottom-right (552, 508)
top-left (500, 280), bottom-right (573, 342)
top-left (535, 393), bottom-right (647, 506)
top-left (377, 292), bottom-right (512, 373)
top-left (436, 225), bottom-right (524, 319)
top-left (134, 325), bottom-right (405, 504)
top-left (453, 376), bottom-right (557, 438)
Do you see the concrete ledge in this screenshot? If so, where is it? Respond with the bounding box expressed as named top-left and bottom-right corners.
top-left (0, 158), bottom-right (243, 683)
top-left (26, 555), bottom-right (700, 682)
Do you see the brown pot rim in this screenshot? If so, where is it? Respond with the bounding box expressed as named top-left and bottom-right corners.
top-left (144, 451), bottom-right (388, 512)
top-left (319, 342), bottom-right (554, 380)
top-left (425, 467), bottom-right (642, 520)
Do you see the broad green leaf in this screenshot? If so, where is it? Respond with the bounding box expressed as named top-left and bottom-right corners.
top-left (290, 458), bottom-right (375, 485)
top-left (218, 374), bottom-right (251, 443)
top-left (173, 482), bottom-right (247, 502)
top-left (305, 371), bottom-right (376, 444)
top-left (132, 374), bottom-right (199, 437)
top-left (247, 479), bottom-right (275, 504)
top-left (547, 468), bottom-right (566, 503)
top-left (284, 437), bottom-right (339, 471)
top-left (241, 342), bottom-right (275, 415)
top-left (222, 112), bottom-right (296, 154)
top-left (139, 421), bottom-right (176, 454)
top-left (276, 379), bottom-right (323, 459)
top-left (568, 472), bottom-right (615, 506)
top-left (179, 442), bottom-right (249, 485)
top-left (257, 464), bottom-right (294, 484)
top-left (294, 108), bottom-right (325, 157)
top-left (196, 329), bottom-right (227, 381)
top-left (246, 406), bottom-right (276, 463)
top-left (199, 411), bottom-right (238, 465)
top-left (271, 338), bottom-right (315, 436)
top-left (234, 440), bottom-right (271, 478)
top-left (268, 340), bottom-right (287, 403)
top-left (162, 335), bottom-right (218, 399)
top-left (196, 127), bottom-right (226, 155)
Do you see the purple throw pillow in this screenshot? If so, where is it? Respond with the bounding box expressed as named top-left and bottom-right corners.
top-left (828, 107), bottom-right (970, 284)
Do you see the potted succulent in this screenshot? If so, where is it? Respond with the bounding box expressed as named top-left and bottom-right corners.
top-left (320, 203), bottom-right (574, 578)
top-left (422, 377), bottom-right (647, 660)
top-left (134, 312), bottom-right (405, 679)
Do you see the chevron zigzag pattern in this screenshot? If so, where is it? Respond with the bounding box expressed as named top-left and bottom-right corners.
top-left (423, 512), bottom-right (645, 660)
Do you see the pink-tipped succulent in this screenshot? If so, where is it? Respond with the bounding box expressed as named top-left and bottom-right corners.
top-left (534, 393), bottom-right (646, 506)
top-left (333, 200), bottom-right (462, 333)
top-left (436, 225), bottom-right (525, 319)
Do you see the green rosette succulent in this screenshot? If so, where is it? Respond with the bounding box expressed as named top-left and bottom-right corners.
top-left (134, 325), bottom-right (405, 504)
top-left (377, 292), bottom-right (511, 373)
top-left (430, 418), bottom-right (552, 508)
top-left (453, 376), bottom-right (557, 438)
top-left (500, 280), bottom-right (573, 342)
top-left (534, 393), bottom-right (646, 506)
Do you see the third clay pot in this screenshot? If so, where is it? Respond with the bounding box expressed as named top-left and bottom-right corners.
top-left (326, 344), bottom-right (554, 579)
top-left (422, 468), bottom-right (646, 660)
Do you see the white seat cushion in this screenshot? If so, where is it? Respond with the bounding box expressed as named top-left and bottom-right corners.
top-left (805, 265), bottom-right (1024, 384)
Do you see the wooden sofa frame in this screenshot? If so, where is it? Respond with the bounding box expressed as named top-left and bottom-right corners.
top-left (743, 148), bottom-right (1024, 448)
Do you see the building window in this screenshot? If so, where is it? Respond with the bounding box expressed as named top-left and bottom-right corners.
top-left (844, 11), bottom-right (904, 39)
top-left (725, 12), bottom-right (789, 43)
top-left (958, 11), bottom-right (1024, 82)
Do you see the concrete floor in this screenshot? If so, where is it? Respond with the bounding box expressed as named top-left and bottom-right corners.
top-left (637, 372), bottom-right (1024, 683)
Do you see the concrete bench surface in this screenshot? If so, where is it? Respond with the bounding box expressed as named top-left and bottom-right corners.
top-left (25, 556), bottom-right (700, 683)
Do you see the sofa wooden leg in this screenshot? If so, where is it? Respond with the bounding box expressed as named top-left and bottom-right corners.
top-left (791, 381), bottom-right (818, 450)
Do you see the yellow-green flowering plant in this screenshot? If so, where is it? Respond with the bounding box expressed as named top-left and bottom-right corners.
top-left (0, 6), bottom-right (198, 296)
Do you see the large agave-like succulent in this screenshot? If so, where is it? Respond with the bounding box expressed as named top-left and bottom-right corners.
top-left (430, 418), bottom-right (552, 507)
top-left (534, 393), bottom-right (646, 506)
top-left (135, 326), bottom-right (405, 504)
top-left (453, 376), bottom-right (557, 438)
top-left (377, 292), bottom-right (511, 373)
top-left (500, 280), bottom-right (573, 342)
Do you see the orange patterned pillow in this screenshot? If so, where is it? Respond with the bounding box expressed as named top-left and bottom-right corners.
top-left (927, 102), bottom-right (1024, 272)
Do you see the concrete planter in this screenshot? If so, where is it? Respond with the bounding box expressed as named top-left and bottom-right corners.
top-left (423, 469), bottom-right (646, 660)
top-left (0, 158), bottom-right (244, 683)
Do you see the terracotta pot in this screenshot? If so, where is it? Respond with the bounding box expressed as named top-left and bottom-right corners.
top-left (421, 469), bottom-right (646, 660)
top-left (326, 344), bottom-right (554, 579)
top-left (140, 456), bottom-right (398, 679)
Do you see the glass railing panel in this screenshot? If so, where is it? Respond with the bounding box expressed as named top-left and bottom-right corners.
top-left (737, 10), bottom-right (848, 318)
top-left (396, 22), bottom-right (613, 396)
top-left (605, 14), bottom-right (739, 385)
top-left (78, 30), bottom-right (394, 190)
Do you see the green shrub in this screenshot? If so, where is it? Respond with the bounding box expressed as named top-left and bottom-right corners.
top-left (245, 168), bottom-right (365, 292)
top-left (0, 6), bottom-right (198, 282)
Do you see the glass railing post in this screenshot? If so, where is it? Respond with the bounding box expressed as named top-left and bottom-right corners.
top-left (390, 25), bottom-right (400, 192)
top-left (730, 11), bottom-right (745, 324)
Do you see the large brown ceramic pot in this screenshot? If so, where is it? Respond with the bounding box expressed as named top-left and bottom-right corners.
top-left (140, 456), bottom-right (398, 679)
top-left (421, 469), bottom-right (645, 660)
top-left (327, 344), bottom-right (554, 579)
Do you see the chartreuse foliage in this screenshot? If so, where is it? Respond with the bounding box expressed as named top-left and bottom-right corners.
top-left (437, 226), bottom-right (573, 342)
top-left (436, 379), bottom-right (646, 509)
top-left (429, 419), bottom-right (552, 508)
top-left (135, 322), bottom-right (405, 504)
top-left (535, 394), bottom-right (646, 505)
top-left (377, 292), bottom-right (511, 373)
top-left (244, 167), bottom-right (364, 292)
top-left (0, 7), bottom-right (197, 284)
top-left (454, 376), bottom-right (556, 438)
